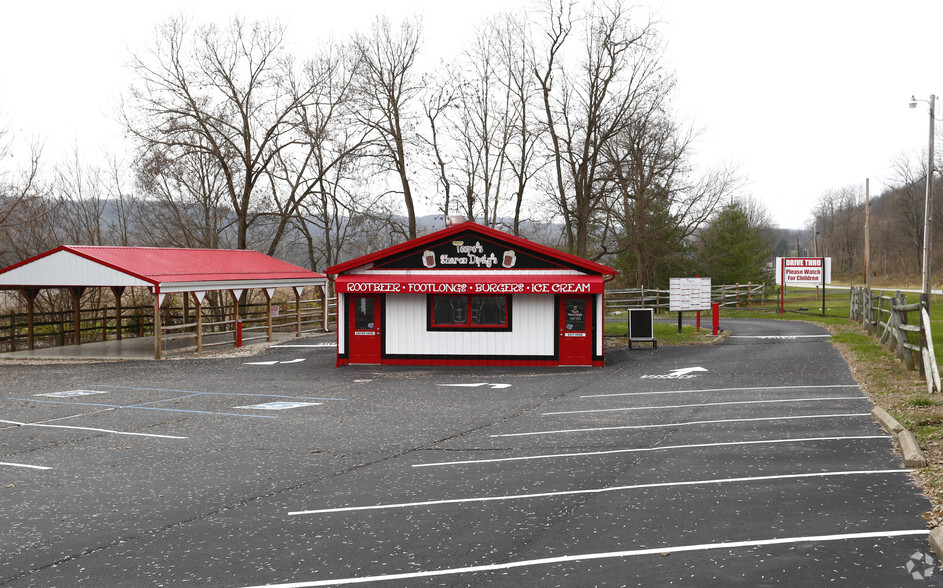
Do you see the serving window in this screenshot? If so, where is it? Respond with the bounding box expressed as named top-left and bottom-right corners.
top-left (429, 295), bottom-right (510, 330)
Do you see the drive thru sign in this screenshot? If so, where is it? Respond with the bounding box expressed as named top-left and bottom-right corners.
top-left (775, 257), bottom-right (831, 285)
top-left (776, 257), bottom-right (831, 316)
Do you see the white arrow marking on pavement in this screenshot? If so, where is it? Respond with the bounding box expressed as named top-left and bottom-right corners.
top-left (438, 383), bottom-right (511, 389)
top-left (244, 361), bottom-right (279, 366)
top-left (669, 367), bottom-right (708, 376)
top-left (280, 359), bottom-right (306, 364)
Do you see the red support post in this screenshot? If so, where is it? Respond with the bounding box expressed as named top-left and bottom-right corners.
top-left (712, 302), bottom-right (719, 336)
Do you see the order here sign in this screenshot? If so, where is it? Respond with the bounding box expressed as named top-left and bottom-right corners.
top-left (775, 257), bottom-right (831, 285)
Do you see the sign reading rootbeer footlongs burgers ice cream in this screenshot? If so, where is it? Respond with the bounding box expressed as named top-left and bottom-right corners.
top-left (326, 221), bottom-right (617, 367)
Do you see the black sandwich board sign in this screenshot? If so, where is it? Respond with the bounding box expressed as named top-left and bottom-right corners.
top-left (628, 308), bottom-right (656, 349)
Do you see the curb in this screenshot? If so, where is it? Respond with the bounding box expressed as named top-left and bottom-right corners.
top-left (871, 407), bottom-right (904, 434)
top-left (869, 407), bottom-right (926, 466)
top-left (931, 528), bottom-right (943, 563)
top-left (899, 430), bottom-right (929, 468)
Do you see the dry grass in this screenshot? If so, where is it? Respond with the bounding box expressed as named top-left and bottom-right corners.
top-left (827, 322), bottom-right (943, 528)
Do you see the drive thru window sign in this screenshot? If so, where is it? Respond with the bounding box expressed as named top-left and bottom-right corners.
top-left (775, 257), bottom-right (831, 316)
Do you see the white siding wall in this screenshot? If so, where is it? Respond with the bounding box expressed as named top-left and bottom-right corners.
top-left (336, 293), bottom-right (346, 354)
top-left (384, 294), bottom-right (555, 357)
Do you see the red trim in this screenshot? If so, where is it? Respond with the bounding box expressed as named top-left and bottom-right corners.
top-left (335, 273), bottom-right (604, 294)
top-left (336, 358), bottom-right (604, 367)
top-left (325, 221), bottom-right (616, 277)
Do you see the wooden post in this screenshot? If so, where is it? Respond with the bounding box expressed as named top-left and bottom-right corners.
top-left (295, 287), bottom-right (302, 337)
top-left (153, 289), bottom-right (163, 360)
top-left (264, 289), bottom-right (274, 342)
top-left (20, 288), bottom-right (39, 350)
top-left (230, 290), bottom-right (241, 347)
top-left (192, 292), bottom-right (203, 353)
top-left (110, 286), bottom-right (125, 341)
top-left (321, 284), bottom-right (329, 332)
top-left (9, 310), bottom-right (15, 352)
top-left (68, 287), bottom-right (85, 346)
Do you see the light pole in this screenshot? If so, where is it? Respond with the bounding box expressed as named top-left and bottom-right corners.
top-left (910, 94), bottom-right (936, 311)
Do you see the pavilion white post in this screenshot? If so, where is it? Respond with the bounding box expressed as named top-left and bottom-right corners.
top-left (152, 288), bottom-right (163, 360)
top-left (192, 291), bottom-right (205, 353)
top-left (294, 286), bottom-right (304, 337)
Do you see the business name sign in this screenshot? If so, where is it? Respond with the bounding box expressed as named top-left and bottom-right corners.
top-left (670, 277), bottom-right (712, 311)
top-left (338, 279), bottom-right (598, 295)
top-left (775, 257), bottom-right (831, 285)
top-left (373, 232), bottom-right (563, 270)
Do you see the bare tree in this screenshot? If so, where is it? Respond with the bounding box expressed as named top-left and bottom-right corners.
top-left (0, 126), bottom-right (51, 264)
top-left (263, 41), bottom-right (372, 265)
top-left (123, 17), bottom-right (317, 250)
top-left (497, 11), bottom-right (544, 235)
top-left (534, 0), bottom-right (665, 257)
top-left (419, 70), bottom-right (461, 222)
top-left (354, 16), bottom-right (424, 239)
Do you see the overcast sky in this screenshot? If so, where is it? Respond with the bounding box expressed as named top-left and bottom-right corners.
top-left (1, 1), bottom-right (941, 230)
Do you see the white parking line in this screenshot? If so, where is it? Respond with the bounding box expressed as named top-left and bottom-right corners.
top-left (0, 419), bottom-right (187, 439)
top-left (490, 413), bottom-right (872, 438)
top-left (581, 384), bottom-right (860, 399)
top-left (412, 435), bottom-right (887, 468)
top-left (0, 461), bottom-right (51, 470)
top-left (243, 529), bottom-right (929, 587)
top-left (288, 469), bottom-right (908, 515)
top-left (544, 397), bottom-right (867, 416)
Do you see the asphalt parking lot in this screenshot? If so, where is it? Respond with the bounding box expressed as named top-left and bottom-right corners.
top-left (1, 318), bottom-right (940, 586)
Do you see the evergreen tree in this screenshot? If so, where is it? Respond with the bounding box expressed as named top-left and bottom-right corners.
top-left (698, 201), bottom-right (773, 285)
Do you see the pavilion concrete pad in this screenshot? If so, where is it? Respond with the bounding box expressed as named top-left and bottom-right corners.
top-left (0, 331), bottom-right (322, 361)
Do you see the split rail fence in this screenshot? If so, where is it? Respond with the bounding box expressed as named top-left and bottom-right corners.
top-left (0, 297), bottom-right (336, 356)
top-left (605, 283), bottom-right (770, 315)
top-left (849, 287), bottom-right (942, 394)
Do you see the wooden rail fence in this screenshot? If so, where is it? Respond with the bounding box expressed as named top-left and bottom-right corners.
top-left (849, 287), bottom-right (941, 394)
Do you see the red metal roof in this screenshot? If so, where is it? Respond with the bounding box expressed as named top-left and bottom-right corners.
top-left (0, 246), bottom-right (325, 289)
top-left (66, 246), bottom-right (323, 283)
top-left (326, 221), bottom-right (616, 276)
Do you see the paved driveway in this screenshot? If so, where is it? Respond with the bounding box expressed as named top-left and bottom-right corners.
top-left (0, 319), bottom-right (939, 586)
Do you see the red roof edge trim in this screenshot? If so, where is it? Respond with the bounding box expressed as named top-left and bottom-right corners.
top-left (325, 221), bottom-right (616, 276)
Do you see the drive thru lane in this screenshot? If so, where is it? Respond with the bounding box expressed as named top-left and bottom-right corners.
top-left (0, 320), bottom-right (939, 586)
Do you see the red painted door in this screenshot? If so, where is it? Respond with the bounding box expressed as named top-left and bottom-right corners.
top-left (349, 294), bottom-right (381, 364)
top-left (559, 295), bottom-right (593, 366)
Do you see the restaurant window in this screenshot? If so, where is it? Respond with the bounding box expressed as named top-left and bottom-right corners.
top-left (429, 295), bottom-right (509, 330)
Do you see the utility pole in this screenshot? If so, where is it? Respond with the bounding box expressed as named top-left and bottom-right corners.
top-left (920, 94), bottom-right (936, 313)
top-left (865, 178), bottom-right (871, 292)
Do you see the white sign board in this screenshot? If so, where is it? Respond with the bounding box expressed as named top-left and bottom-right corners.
top-left (669, 277), bottom-right (712, 311)
top-left (775, 257), bottom-right (831, 285)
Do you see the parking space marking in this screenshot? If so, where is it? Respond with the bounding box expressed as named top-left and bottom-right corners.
top-left (270, 343), bottom-right (337, 348)
top-left (0, 461), bottom-right (52, 470)
top-left (288, 469), bottom-right (909, 515)
top-left (581, 384), bottom-right (860, 399)
top-left (544, 396), bottom-right (867, 416)
top-left (242, 530), bottom-right (930, 588)
top-left (91, 385), bottom-right (347, 402)
top-left (8, 398), bottom-right (278, 419)
top-left (412, 435), bottom-right (887, 468)
top-left (0, 419), bottom-right (187, 439)
top-left (490, 413), bottom-right (872, 438)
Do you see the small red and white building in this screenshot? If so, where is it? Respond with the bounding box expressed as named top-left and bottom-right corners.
top-left (325, 221), bottom-right (616, 367)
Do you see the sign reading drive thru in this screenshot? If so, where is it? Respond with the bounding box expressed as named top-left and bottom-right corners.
top-left (775, 257), bottom-right (831, 285)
